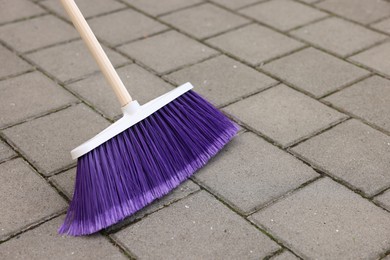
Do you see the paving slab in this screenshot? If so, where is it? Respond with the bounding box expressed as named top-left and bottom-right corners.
top-left (0, 216), bottom-right (127, 260)
top-left (0, 141), bottom-right (16, 163)
top-left (165, 55), bottom-right (277, 107)
top-left (118, 30), bottom-right (218, 74)
top-left (41, 0), bottom-right (126, 20)
top-left (292, 119), bottom-right (390, 197)
top-left (25, 40), bottom-right (128, 83)
top-left (372, 18), bottom-right (390, 34)
top-left (89, 9), bottom-right (167, 46)
top-left (0, 45), bottom-right (31, 79)
top-left (195, 132), bottom-right (318, 214)
top-left (374, 189), bottom-right (390, 211)
top-left (2, 104), bottom-right (110, 176)
top-left (350, 41), bottom-right (390, 78)
top-left (262, 47), bottom-right (370, 97)
top-left (250, 177), bottom-right (390, 260)
top-left (0, 0), bottom-right (45, 24)
top-left (68, 63), bottom-right (173, 120)
top-left (112, 191), bottom-right (280, 259)
top-left (317, 0), bottom-right (390, 24)
top-left (206, 24), bottom-right (304, 65)
top-left (271, 250), bottom-right (300, 260)
top-left (0, 15), bottom-right (78, 53)
top-left (161, 3), bottom-right (249, 39)
top-left (210, 0), bottom-right (263, 9)
top-left (49, 168), bottom-right (76, 199)
top-left (122, 0), bottom-right (204, 16)
top-left (224, 84), bottom-right (346, 147)
top-left (324, 76), bottom-right (390, 133)
top-left (0, 159), bottom-right (67, 241)
top-left (290, 17), bottom-right (388, 57)
top-left (0, 71), bottom-right (77, 128)
top-left (240, 0), bottom-right (328, 31)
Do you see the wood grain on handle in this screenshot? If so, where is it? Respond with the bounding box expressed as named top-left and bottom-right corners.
top-left (60, 0), bottom-right (132, 106)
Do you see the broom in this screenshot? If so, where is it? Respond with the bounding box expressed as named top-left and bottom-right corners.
top-left (59, 0), bottom-right (238, 236)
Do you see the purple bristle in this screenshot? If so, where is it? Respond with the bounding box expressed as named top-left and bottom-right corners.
top-left (59, 90), bottom-right (238, 236)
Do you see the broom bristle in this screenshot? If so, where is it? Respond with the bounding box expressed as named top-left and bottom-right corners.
top-left (59, 90), bottom-right (238, 236)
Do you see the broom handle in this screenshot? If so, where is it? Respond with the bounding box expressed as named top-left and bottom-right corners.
top-left (60, 0), bottom-right (132, 106)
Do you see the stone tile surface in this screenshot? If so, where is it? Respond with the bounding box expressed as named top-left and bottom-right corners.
top-left (374, 189), bottom-right (390, 211)
top-left (89, 9), bottom-right (167, 46)
top-left (0, 141), bottom-right (16, 163)
top-left (161, 3), bottom-right (249, 39)
top-left (195, 132), bottom-right (318, 214)
top-left (166, 55), bottom-right (277, 107)
top-left (262, 47), bottom-right (369, 97)
top-left (0, 216), bottom-right (127, 260)
top-left (0, 45), bottom-right (31, 79)
top-left (290, 17), bottom-right (387, 57)
top-left (240, 0), bottom-right (327, 31)
top-left (0, 71), bottom-right (76, 128)
top-left (41, 0), bottom-right (126, 20)
top-left (68, 64), bottom-right (173, 119)
top-left (49, 168), bottom-right (76, 199)
top-left (207, 24), bottom-right (304, 65)
top-left (271, 250), bottom-right (300, 260)
top-left (324, 76), bottom-right (390, 133)
top-left (26, 40), bottom-right (128, 83)
top-left (317, 0), bottom-right (390, 24)
top-left (210, 0), bottom-right (262, 9)
top-left (122, 0), bottom-right (204, 16)
top-left (0, 0), bottom-right (45, 24)
top-left (372, 18), bottom-right (390, 34)
top-left (224, 85), bottom-right (346, 147)
top-left (0, 159), bottom-right (67, 240)
top-left (119, 31), bottom-right (218, 74)
top-left (3, 104), bottom-right (110, 176)
top-left (0, 15), bottom-right (78, 53)
top-left (350, 41), bottom-right (390, 77)
top-left (113, 191), bottom-right (280, 259)
top-left (250, 178), bottom-right (390, 260)
top-left (292, 120), bottom-right (390, 196)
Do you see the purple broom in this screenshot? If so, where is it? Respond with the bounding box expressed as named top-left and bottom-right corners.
top-left (59, 0), bottom-right (238, 236)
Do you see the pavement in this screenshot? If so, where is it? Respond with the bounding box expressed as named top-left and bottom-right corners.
top-left (1, 0), bottom-right (390, 259)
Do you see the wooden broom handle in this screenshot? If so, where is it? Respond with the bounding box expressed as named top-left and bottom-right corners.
top-left (60, 0), bottom-right (132, 106)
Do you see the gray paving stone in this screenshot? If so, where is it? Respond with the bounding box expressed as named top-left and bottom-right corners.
top-left (317, 0), bottom-right (390, 24)
top-left (119, 31), bottom-right (218, 74)
top-left (0, 45), bottom-right (31, 79)
top-left (0, 141), bottom-right (16, 163)
top-left (324, 76), bottom-right (390, 133)
top-left (240, 0), bottom-right (327, 31)
top-left (0, 0), bottom-right (45, 24)
top-left (195, 132), bottom-right (318, 214)
top-left (262, 47), bottom-right (370, 97)
top-left (206, 24), bottom-right (304, 65)
top-left (89, 9), bottom-right (167, 46)
top-left (350, 41), bottom-right (390, 78)
top-left (290, 17), bottom-right (387, 57)
top-left (165, 55), bottom-right (277, 107)
top-left (0, 15), bottom-right (78, 53)
top-left (298, 0), bottom-right (319, 3)
top-left (292, 119), bottom-right (390, 196)
top-left (224, 84), bottom-right (346, 147)
top-left (372, 18), bottom-right (390, 34)
top-left (68, 64), bottom-right (173, 120)
top-left (250, 178), bottom-right (390, 260)
top-left (210, 0), bottom-right (263, 9)
top-left (112, 191), bottom-right (280, 259)
top-left (0, 216), bottom-right (127, 260)
top-left (41, 0), bottom-right (126, 20)
top-left (3, 104), bottom-right (110, 176)
top-left (0, 159), bottom-right (67, 240)
top-left (49, 168), bottom-right (76, 199)
top-left (161, 3), bottom-right (249, 39)
top-left (25, 40), bottom-right (128, 83)
top-left (122, 0), bottom-right (204, 16)
top-left (374, 189), bottom-right (390, 211)
top-left (0, 71), bottom-right (77, 128)
top-left (271, 250), bottom-right (300, 260)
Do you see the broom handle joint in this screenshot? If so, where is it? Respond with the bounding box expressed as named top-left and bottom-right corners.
top-left (60, 0), bottom-right (132, 106)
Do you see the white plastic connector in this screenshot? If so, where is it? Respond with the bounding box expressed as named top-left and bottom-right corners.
top-left (70, 82), bottom-right (194, 159)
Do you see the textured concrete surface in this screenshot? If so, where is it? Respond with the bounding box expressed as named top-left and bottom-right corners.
top-left (1, 0), bottom-right (390, 259)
